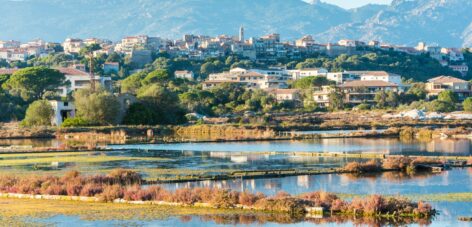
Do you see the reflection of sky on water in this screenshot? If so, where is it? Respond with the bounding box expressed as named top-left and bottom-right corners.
top-left (110, 138), bottom-right (472, 156)
top-left (159, 168), bottom-right (472, 196)
top-left (31, 201), bottom-right (472, 227)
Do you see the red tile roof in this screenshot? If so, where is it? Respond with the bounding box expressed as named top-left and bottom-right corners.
top-left (0, 67), bottom-right (90, 76)
top-left (267, 89), bottom-right (300, 95)
top-left (54, 67), bottom-right (90, 76)
top-left (428, 75), bottom-right (468, 83)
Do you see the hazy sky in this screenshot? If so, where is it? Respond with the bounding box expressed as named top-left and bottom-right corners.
top-left (321, 0), bottom-right (392, 9)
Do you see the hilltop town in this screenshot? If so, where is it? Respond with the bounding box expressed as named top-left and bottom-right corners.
top-left (0, 27), bottom-right (472, 128)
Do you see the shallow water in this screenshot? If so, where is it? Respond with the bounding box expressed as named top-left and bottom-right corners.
top-left (110, 137), bottom-right (472, 156)
top-left (3, 136), bottom-right (472, 226)
top-left (159, 168), bottom-right (472, 196)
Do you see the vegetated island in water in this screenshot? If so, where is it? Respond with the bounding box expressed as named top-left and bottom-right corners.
top-left (0, 169), bottom-right (436, 222)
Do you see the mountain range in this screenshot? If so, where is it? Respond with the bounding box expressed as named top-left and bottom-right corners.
top-left (1, 0), bottom-right (471, 47)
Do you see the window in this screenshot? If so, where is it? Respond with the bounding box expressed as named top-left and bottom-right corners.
top-left (64, 102), bottom-right (69, 107)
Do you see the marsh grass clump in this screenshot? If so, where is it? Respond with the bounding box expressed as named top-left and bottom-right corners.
top-left (346, 195), bottom-right (434, 218)
top-left (0, 170), bottom-right (436, 218)
top-left (399, 127), bottom-right (416, 140)
top-left (344, 160), bottom-right (382, 173)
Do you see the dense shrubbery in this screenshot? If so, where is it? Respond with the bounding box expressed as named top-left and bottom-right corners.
top-left (21, 100), bottom-right (54, 127)
top-left (61, 117), bottom-right (93, 127)
top-left (0, 170), bottom-right (435, 218)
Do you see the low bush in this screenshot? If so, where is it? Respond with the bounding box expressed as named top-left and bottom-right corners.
top-left (61, 117), bottom-right (94, 127)
top-left (99, 185), bottom-right (123, 202)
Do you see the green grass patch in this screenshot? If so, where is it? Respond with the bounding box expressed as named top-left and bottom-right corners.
top-left (0, 151), bottom-right (97, 159)
top-left (0, 156), bottom-right (168, 166)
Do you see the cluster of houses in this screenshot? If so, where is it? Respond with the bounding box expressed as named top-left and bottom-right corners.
top-left (0, 28), bottom-right (471, 125)
top-left (201, 66), bottom-right (472, 108)
top-left (0, 39), bottom-right (56, 62)
top-left (0, 26), bottom-right (469, 77)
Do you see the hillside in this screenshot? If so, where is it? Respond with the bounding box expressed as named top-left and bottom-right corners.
top-left (0, 0), bottom-right (349, 41)
top-left (1, 0), bottom-right (472, 47)
top-left (316, 0), bottom-right (472, 47)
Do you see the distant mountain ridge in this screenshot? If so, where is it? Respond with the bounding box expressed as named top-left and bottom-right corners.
top-left (316, 0), bottom-right (472, 47)
top-left (0, 0), bottom-right (471, 47)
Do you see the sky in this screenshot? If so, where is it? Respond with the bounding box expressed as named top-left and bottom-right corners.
top-left (321, 0), bottom-right (393, 9)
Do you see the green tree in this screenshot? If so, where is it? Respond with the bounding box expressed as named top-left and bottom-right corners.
top-left (106, 52), bottom-right (123, 63)
top-left (0, 91), bottom-right (25, 121)
top-left (79, 44), bottom-right (101, 56)
top-left (200, 60), bottom-right (224, 75)
top-left (292, 76), bottom-right (333, 89)
top-left (179, 89), bottom-right (215, 115)
top-left (406, 83), bottom-right (427, 99)
top-left (2, 67), bottom-right (65, 102)
top-left (120, 71), bottom-right (148, 94)
top-left (328, 91), bottom-right (344, 111)
top-left (73, 88), bottom-right (121, 125)
top-left (427, 100), bottom-right (456, 112)
top-left (374, 91), bottom-right (388, 108)
top-left (463, 97), bottom-right (472, 112)
top-left (375, 90), bottom-right (399, 108)
top-left (21, 100), bottom-right (53, 127)
top-left (0, 74), bottom-right (9, 87)
top-left (438, 90), bottom-right (458, 103)
top-left (386, 91), bottom-right (399, 107)
top-left (122, 103), bottom-right (156, 125)
top-left (136, 84), bottom-right (186, 124)
top-left (142, 69), bottom-right (169, 85)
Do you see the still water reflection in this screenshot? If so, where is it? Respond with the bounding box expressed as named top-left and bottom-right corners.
top-left (111, 137), bottom-right (472, 156)
top-left (159, 168), bottom-right (472, 195)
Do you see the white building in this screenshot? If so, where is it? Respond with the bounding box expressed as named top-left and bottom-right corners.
top-left (174, 70), bottom-right (194, 80)
top-left (345, 71), bottom-right (403, 86)
top-left (63, 38), bottom-right (84, 54)
top-left (49, 100), bottom-right (75, 126)
top-left (288, 68), bottom-right (328, 80)
top-left (0, 40), bottom-right (20, 49)
top-left (449, 64), bottom-right (469, 77)
top-left (326, 72), bottom-right (360, 84)
top-left (338, 39), bottom-right (357, 47)
top-left (441, 48), bottom-right (464, 62)
top-left (56, 67), bottom-right (113, 97)
top-left (295, 35), bottom-right (316, 47)
top-left (203, 68), bottom-right (289, 90)
top-left (267, 89), bottom-right (301, 103)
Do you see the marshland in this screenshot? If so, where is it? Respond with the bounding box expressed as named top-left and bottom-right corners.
top-left (0, 126), bottom-right (471, 226)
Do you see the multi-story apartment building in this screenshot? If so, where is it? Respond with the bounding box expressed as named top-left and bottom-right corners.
top-left (312, 80), bottom-right (400, 107)
top-left (312, 71), bottom-right (404, 107)
top-left (425, 75), bottom-right (471, 101)
top-left (203, 67), bottom-right (289, 90)
top-left (63, 38), bottom-right (84, 54)
top-left (346, 71), bottom-right (403, 86)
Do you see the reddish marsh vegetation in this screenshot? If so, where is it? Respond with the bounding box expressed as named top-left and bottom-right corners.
top-left (344, 157), bottom-right (446, 173)
top-left (0, 169), bottom-right (435, 218)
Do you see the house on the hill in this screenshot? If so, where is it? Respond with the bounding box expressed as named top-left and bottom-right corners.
top-left (425, 75), bottom-right (472, 101)
top-left (174, 70), bottom-right (194, 80)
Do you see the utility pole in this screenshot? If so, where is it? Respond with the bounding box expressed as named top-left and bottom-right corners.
top-left (89, 53), bottom-right (96, 92)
